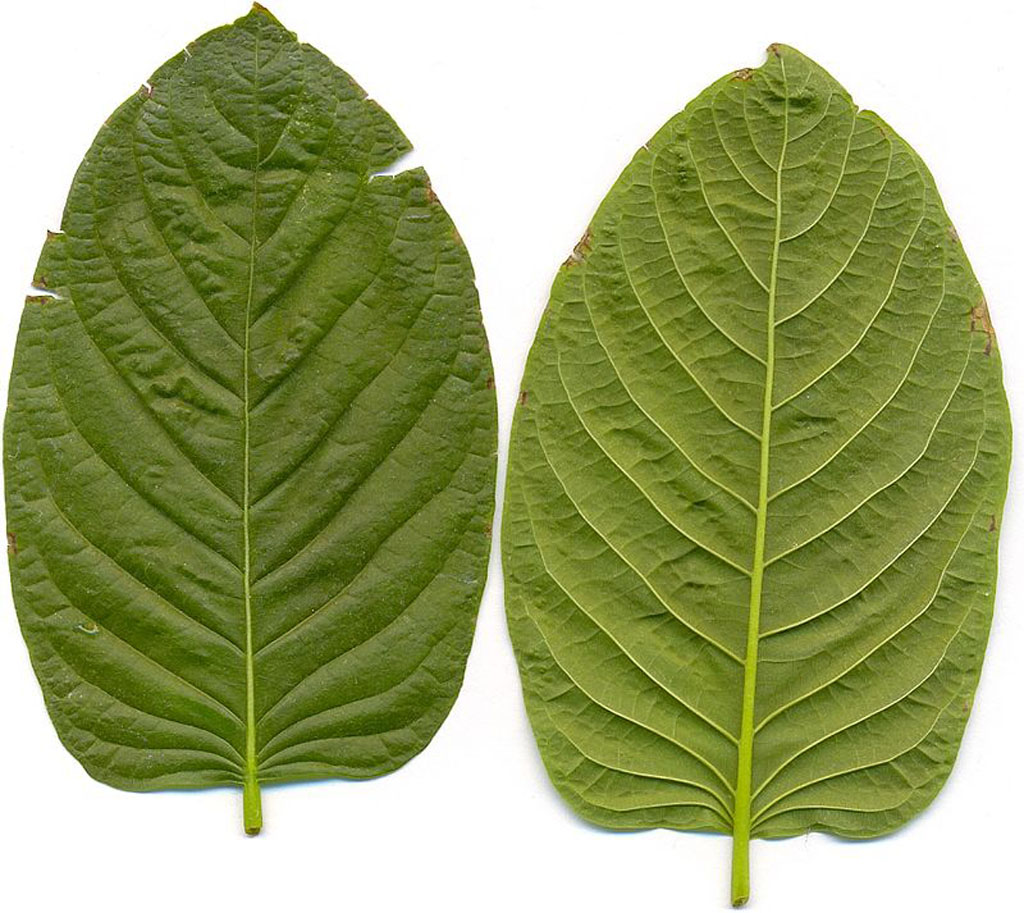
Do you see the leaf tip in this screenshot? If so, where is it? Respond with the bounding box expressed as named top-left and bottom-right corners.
top-left (245, 3), bottom-right (285, 30)
top-left (250, 2), bottom-right (277, 19)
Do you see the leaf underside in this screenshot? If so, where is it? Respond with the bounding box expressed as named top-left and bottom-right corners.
top-left (502, 42), bottom-right (1010, 888)
top-left (5, 6), bottom-right (496, 819)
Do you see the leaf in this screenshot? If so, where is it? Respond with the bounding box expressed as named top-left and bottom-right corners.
top-left (5, 5), bottom-right (496, 834)
top-left (502, 44), bottom-right (1009, 904)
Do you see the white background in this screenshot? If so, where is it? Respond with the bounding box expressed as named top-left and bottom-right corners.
top-left (0, 0), bottom-right (1020, 909)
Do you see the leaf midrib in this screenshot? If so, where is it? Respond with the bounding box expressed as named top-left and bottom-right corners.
top-left (241, 20), bottom-right (262, 835)
top-left (730, 55), bottom-right (789, 907)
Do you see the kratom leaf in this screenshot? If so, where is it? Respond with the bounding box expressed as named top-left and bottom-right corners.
top-left (502, 44), bottom-right (1009, 905)
top-left (5, 5), bottom-right (496, 834)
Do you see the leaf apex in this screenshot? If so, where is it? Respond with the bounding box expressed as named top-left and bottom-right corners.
top-left (249, 2), bottom-right (280, 23)
top-left (765, 42), bottom-right (808, 62)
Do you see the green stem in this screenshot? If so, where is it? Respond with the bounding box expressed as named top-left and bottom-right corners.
top-left (730, 818), bottom-right (751, 907)
top-left (243, 768), bottom-right (262, 835)
top-left (731, 52), bottom-right (789, 907)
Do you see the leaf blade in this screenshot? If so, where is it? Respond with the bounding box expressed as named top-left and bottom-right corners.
top-left (503, 43), bottom-right (1009, 904)
top-left (6, 6), bottom-right (496, 828)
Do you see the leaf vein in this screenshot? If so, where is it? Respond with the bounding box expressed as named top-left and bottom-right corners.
top-left (774, 137), bottom-right (895, 324)
top-left (534, 422), bottom-right (746, 664)
top-left (615, 237), bottom-right (762, 444)
top-left (768, 243), bottom-right (945, 501)
top-left (520, 499), bottom-right (738, 793)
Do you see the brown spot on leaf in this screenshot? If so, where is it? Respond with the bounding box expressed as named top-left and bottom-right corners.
top-left (138, 83), bottom-right (154, 99)
top-left (562, 227), bottom-right (593, 268)
top-left (518, 390), bottom-right (528, 406)
top-left (485, 375), bottom-right (494, 390)
top-left (484, 523), bottom-right (492, 540)
top-left (767, 43), bottom-right (782, 57)
top-left (732, 68), bottom-right (754, 81)
top-left (6, 532), bottom-right (16, 556)
top-left (948, 225), bottom-right (960, 244)
top-left (425, 181), bottom-right (439, 204)
top-left (988, 514), bottom-right (997, 533)
top-left (970, 298), bottom-right (995, 356)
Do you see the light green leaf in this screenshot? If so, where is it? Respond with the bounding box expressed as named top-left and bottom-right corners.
top-left (5, 5), bottom-right (496, 833)
top-left (502, 44), bottom-right (1009, 904)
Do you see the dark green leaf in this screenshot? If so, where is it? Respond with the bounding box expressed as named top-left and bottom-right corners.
top-left (5, 5), bottom-right (496, 833)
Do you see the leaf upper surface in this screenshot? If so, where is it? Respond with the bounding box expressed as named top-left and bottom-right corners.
top-left (502, 44), bottom-right (1009, 902)
top-left (5, 6), bottom-right (496, 829)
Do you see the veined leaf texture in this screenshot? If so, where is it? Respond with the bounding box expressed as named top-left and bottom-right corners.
top-left (5, 6), bottom-right (496, 832)
top-left (502, 44), bottom-right (1010, 904)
